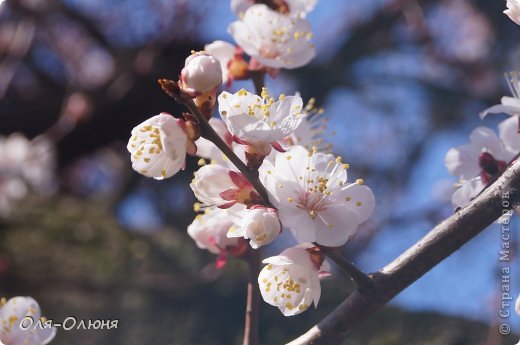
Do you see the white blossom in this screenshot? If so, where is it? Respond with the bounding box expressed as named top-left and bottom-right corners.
top-left (228, 4), bottom-right (315, 69)
top-left (218, 88), bottom-right (304, 147)
top-left (481, 72), bottom-right (520, 118)
top-left (0, 296), bottom-right (56, 345)
top-left (505, 0), bottom-right (520, 25)
top-left (516, 293), bottom-right (520, 315)
top-left (188, 207), bottom-right (244, 254)
top-left (180, 52), bottom-right (223, 94)
top-left (231, 0), bottom-right (317, 17)
top-left (445, 123), bottom-right (519, 209)
top-left (258, 246), bottom-right (326, 316)
top-left (259, 145), bottom-right (375, 246)
top-left (190, 165), bottom-right (261, 208)
top-left (228, 206), bottom-right (281, 248)
top-left (127, 113), bottom-right (188, 180)
top-left (0, 133), bottom-right (56, 215)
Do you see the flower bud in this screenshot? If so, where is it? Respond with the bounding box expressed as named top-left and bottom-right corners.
top-left (180, 52), bottom-right (223, 95)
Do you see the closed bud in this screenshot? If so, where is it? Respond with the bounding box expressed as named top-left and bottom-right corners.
top-left (180, 52), bottom-right (222, 95)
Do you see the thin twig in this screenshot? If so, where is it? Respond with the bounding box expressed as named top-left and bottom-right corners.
top-left (316, 245), bottom-right (373, 291)
top-left (243, 248), bottom-right (261, 345)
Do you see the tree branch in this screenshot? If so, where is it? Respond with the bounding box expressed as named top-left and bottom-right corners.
top-left (288, 158), bottom-right (520, 345)
top-left (243, 248), bottom-right (261, 345)
top-left (316, 245), bottom-right (373, 291)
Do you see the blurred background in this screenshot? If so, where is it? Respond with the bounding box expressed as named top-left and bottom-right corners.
top-left (0, 0), bottom-right (519, 344)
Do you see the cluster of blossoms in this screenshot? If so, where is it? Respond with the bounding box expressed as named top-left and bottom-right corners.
top-left (0, 296), bottom-right (56, 345)
top-left (126, 0), bottom-right (376, 316)
top-left (0, 134), bottom-right (56, 216)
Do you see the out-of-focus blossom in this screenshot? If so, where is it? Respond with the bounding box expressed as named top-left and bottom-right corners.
top-left (0, 296), bottom-right (56, 345)
top-left (445, 121), bottom-right (519, 209)
top-left (188, 207), bottom-right (247, 268)
top-left (127, 113), bottom-right (188, 180)
top-left (426, 1), bottom-right (492, 63)
top-left (231, 0), bottom-right (317, 17)
top-left (515, 293), bottom-right (520, 315)
top-left (258, 246), bottom-right (328, 316)
top-left (190, 165), bottom-right (261, 208)
top-left (0, 133), bottom-right (56, 216)
top-left (228, 206), bottom-right (281, 248)
top-left (259, 145), bottom-right (375, 246)
top-left (218, 88), bottom-right (304, 147)
top-left (481, 72), bottom-right (520, 119)
top-left (180, 52), bottom-right (223, 95)
top-left (228, 4), bottom-right (315, 69)
top-left (505, 0), bottom-right (520, 25)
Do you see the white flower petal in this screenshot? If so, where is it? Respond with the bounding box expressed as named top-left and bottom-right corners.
top-left (336, 184), bottom-right (375, 224)
top-left (445, 145), bottom-right (480, 180)
top-left (498, 115), bottom-right (520, 152)
top-left (451, 177), bottom-right (484, 209)
top-left (505, 0), bottom-right (520, 25)
top-left (187, 207), bottom-right (239, 254)
top-left (190, 165), bottom-right (235, 206)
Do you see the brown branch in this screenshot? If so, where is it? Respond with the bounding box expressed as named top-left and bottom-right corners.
top-left (243, 248), bottom-right (261, 345)
top-left (287, 158), bottom-right (520, 345)
top-left (316, 245), bottom-right (373, 291)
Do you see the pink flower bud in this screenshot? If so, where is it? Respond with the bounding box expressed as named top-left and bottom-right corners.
top-left (180, 52), bottom-right (223, 94)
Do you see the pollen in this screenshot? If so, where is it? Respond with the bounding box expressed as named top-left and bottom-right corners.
top-left (356, 178), bottom-right (364, 185)
top-left (287, 197), bottom-right (294, 202)
top-left (261, 87), bottom-right (270, 99)
top-left (298, 304), bottom-right (309, 311)
top-left (237, 88), bottom-right (248, 96)
top-left (356, 201), bottom-right (363, 206)
top-left (193, 202), bottom-right (201, 212)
